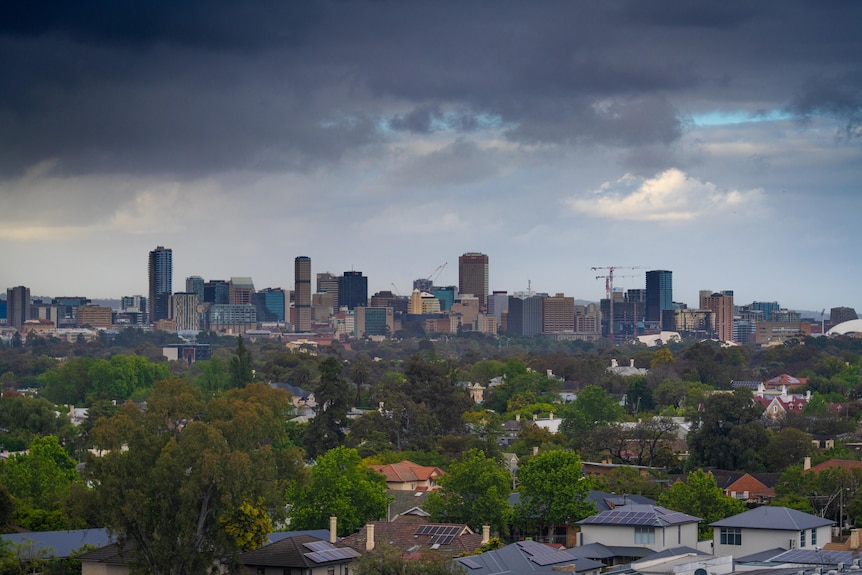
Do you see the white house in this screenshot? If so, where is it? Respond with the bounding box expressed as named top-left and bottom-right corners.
top-left (710, 506), bottom-right (834, 557)
top-left (577, 504), bottom-right (700, 551)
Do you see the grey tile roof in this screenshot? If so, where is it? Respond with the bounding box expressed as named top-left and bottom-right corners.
top-left (240, 534), bottom-right (360, 569)
top-left (709, 506), bottom-right (834, 530)
top-left (455, 540), bottom-right (604, 575)
top-left (2, 529), bottom-right (113, 559)
top-left (578, 504), bottom-right (700, 527)
top-left (587, 491), bottom-right (656, 512)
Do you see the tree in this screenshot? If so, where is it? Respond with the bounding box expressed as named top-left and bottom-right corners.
top-left (88, 379), bottom-right (299, 575)
top-left (686, 389), bottom-right (768, 471)
top-left (304, 357), bottom-right (352, 460)
top-left (559, 385), bottom-right (624, 438)
top-left (229, 334), bottom-right (254, 388)
top-left (287, 446), bottom-right (388, 536)
top-left (514, 450), bottom-right (596, 539)
top-left (658, 469), bottom-right (746, 538)
top-left (1, 435), bottom-right (80, 531)
top-left (354, 543), bottom-right (465, 575)
top-left (425, 449), bottom-right (511, 533)
top-left (764, 428), bottom-right (813, 472)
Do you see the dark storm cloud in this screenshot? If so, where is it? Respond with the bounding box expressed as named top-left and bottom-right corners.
top-left (787, 72), bottom-right (862, 140)
top-left (0, 1), bottom-right (860, 178)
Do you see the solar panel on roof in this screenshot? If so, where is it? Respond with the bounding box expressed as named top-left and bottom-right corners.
top-left (304, 541), bottom-right (333, 552)
top-left (529, 552), bottom-right (574, 566)
top-left (440, 535), bottom-right (455, 545)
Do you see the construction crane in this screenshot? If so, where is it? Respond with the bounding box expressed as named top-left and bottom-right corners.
top-left (427, 261), bottom-right (448, 284)
top-left (592, 266), bottom-right (647, 343)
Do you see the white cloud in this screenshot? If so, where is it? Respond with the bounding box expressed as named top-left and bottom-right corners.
top-left (565, 168), bottom-right (764, 222)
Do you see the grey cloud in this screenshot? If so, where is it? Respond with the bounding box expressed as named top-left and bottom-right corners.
top-left (787, 72), bottom-right (862, 139)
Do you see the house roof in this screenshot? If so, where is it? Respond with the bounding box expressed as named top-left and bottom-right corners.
top-left (339, 522), bottom-right (481, 557)
top-left (369, 461), bottom-right (444, 485)
top-left (78, 542), bottom-right (136, 566)
top-left (806, 459), bottom-right (862, 473)
top-left (765, 374), bottom-right (808, 388)
top-left (386, 490), bottom-right (431, 519)
top-left (455, 540), bottom-right (604, 575)
top-left (731, 381), bottom-right (762, 390)
top-left (710, 506), bottom-right (834, 530)
top-left (240, 534), bottom-right (360, 568)
top-left (2, 529), bottom-right (113, 560)
top-left (578, 504), bottom-right (700, 527)
top-left (587, 490), bottom-right (656, 512)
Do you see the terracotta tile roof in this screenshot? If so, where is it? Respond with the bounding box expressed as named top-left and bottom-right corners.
top-left (369, 461), bottom-right (445, 484)
top-left (807, 459), bottom-right (862, 473)
top-left (339, 522), bottom-right (482, 558)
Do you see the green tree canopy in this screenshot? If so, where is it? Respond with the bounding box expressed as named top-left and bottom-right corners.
top-left (686, 389), bottom-right (768, 471)
top-left (658, 469), bottom-right (746, 538)
top-left (287, 446), bottom-right (388, 537)
top-left (88, 379), bottom-right (301, 575)
top-left (559, 385), bottom-right (624, 438)
top-left (304, 357), bottom-right (352, 460)
top-left (425, 449), bottom-right (511, 533)
top-left (514, 450), bottom-right (596, 538)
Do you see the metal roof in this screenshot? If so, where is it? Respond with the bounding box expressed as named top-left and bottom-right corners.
top-left (709, 506), bottom-right (834, 530)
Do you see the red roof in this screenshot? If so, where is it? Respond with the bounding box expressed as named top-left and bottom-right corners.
top-left (807, 459), bottom-right (862, 473)
top-left (369, 461), bottom-right (444, 484)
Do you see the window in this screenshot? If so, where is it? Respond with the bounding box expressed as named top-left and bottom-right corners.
top-left (811, 528), bottom-right (817, 546)
top-left (801, 530), bottom-right (806, 547)
top-left (634, 526), bottom-right (655, 544)
top-left (720, 527), bottom-right (742, 546)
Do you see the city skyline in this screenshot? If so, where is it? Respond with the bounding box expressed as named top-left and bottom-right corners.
top-left (1, 3), bottom-right (860, 311)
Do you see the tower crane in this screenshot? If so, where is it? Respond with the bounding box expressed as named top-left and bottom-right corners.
top-left (591, 266), bottom-right (647, 343)
top-left (428, 261), bottom-right (448, 284)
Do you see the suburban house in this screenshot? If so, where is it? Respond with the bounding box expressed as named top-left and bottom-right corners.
top-left (577, 504), bottom-right (700, 554)
top-left (239, 534), bottom-right (361, 575)
top-left (368, 460), bottom-right (444, 491)
top-left (701, 469), bottom-right (780, 503)
top-left (455, 540), bottom-right (604, 575)
top-left (754, 393), bottom-right (810, 421)
top-left (338, 521), bottom-right (484, 558)
top-left (710, 506), bottom-right (834, 557)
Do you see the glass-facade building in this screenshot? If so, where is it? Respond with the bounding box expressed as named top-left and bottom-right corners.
top-left (148, 246), bottom-right (173, 323)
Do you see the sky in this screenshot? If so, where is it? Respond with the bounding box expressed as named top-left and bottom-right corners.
top-left (1, 1), bottom-right (860, 313)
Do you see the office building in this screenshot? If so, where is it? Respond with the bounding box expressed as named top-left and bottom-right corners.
top-left (77, 305), bottom-right (113, 329)
top-left (120, 295), bottom-right (147, 325)
top-left (488, 291), bottom-right (509, 325)
top-left (542, 293), bottom-right (575, 334)
top-left (171, 292), bottom-right (201, 331)
top-left (295, 257), bottom-right (312, 332)
top-left (6, 286), bottom-right (31, 330)
top-left (458, 252), bottom-right (489, 312)
top-left (205, 304), bottom-right (257, 334)
top-left (702, 290), bottom-right (735, 342)
top-left (355, 306), bottom-right (394, 338)
top-left (831, 307), bottom-right (858, 327)
top-left (338, 271), bottom-right (368, 310)
top-left (431, 286), bottom-right (456, 311)
top-left (645, 270), bottom-right (673, 329)
top-left (186, 276), bottom-right (205, 303)
top-left (253, 288), bottom-right (286, 323)
top-left (148, 246), bottom-right (173, 323)
top-left (508, 294), bottom-right (544, 337)
top-left (203, 280), bottom-right (229, 304)
top-left (229, 277), bottom-right (255, 305)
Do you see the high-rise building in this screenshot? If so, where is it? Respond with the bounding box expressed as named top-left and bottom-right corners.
top-left (186, 276), bottom-right (205, 303)
top-left (171, 292), bottom-right (201, 331)
top-left (645, 270), bottom-right (673, 329)
top-left (6, 286), bottom-right (31, 330)
top-left (338, 271), bottom-right (368, 310)
top-left (508, 294), bottom-right (544, 337)
top-left (830, 307), bottom-right (858, 327)
top-left (120, 295), bottom-right (148, 325)
top-left (229, 277), bottom-right (255, 305)
top-left (702, 290), bottom-right (734, 342)
top-left (458, 252), bottom-right (489, 313)
top-left (204, 280), bottom-right (230, 304)
top-left (253, 288), bottom-right (286, 322)
top-left (542, 293), bottom-right (575, 334)
top-left (295, 257), bottom-right (312, 332)
top-left (148, 246), bottom-right (173, 323)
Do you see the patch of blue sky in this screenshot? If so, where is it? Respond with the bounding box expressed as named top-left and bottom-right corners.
top-left (690, 109), bottom-right (793, 127)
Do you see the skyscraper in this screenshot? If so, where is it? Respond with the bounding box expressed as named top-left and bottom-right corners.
top-left (295, 256), bottom-right (312, 332)
top-left (645, 270), bottom-right (673, 329)
top-left (186, 276), bottom-right (205, 303)
top-left (171, 292), bottom-right (201, 331)
top-left (148, 246), bottom-right (173, 323)
top-left (338, 271), bottom-right (368, 310)
top-left (6, 286), bottom-right (31, 330)
top-left (703, 290), bottom-right (735, 342)
top-left (458, 252), bottom-right (489, 312)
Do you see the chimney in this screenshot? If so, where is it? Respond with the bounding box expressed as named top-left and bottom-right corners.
top-left (516, 414), bottom-right (520, 422)
top-left (630, 359), bottom-right (635, 368)
top-left (804, 456), bottom-right (811, 471)
top-left (611, 358), bottom-right (618, 368)
top-left (330, 516), bottom-right (337, 543)
top-left (482, 525), bottom-right (490, 545)
top-left (550, 412), bottom-right (554, 420)
top-left (366, 523), bottom-right (375, 551)
top-left (850, 528), bottom-right (860, 550)
top-left (533, 446), bottom-right (539, 456)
